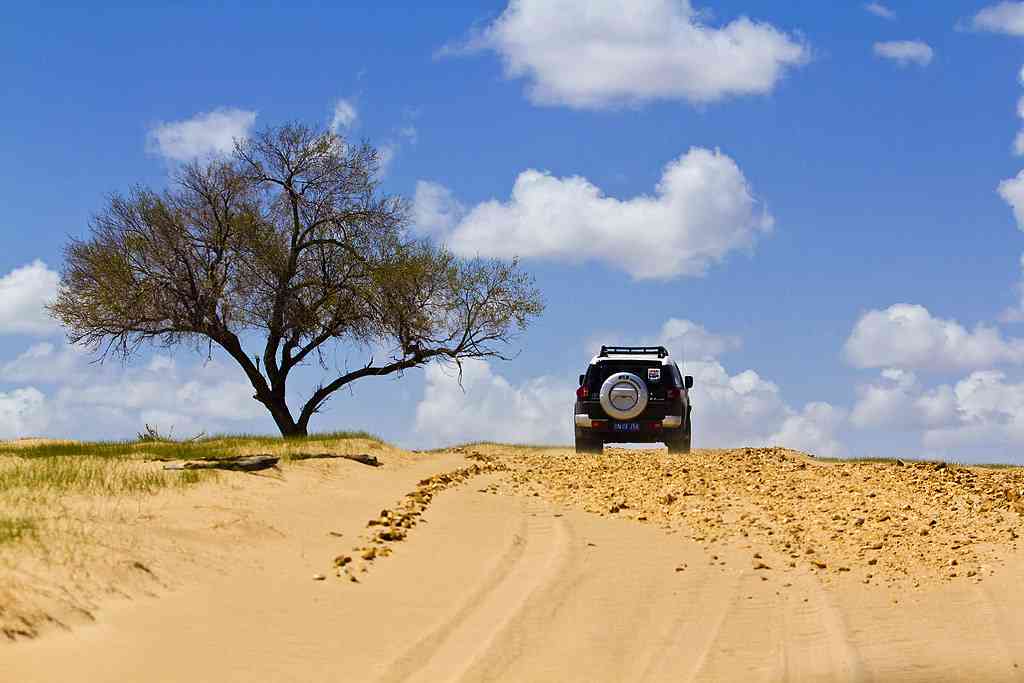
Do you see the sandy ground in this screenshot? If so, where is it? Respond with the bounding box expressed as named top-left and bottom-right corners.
top-left (4, 444), bottom-right (1024, 681)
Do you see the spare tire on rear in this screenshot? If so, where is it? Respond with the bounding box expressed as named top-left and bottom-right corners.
top-left (599, 372), bottom-right (648, 420)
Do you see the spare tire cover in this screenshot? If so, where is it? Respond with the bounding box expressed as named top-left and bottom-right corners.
top-left (599, 372), bottom-right (648, 420)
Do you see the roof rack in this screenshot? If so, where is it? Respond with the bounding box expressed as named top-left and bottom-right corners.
top-left (599, 345), bottom-right (669, 358)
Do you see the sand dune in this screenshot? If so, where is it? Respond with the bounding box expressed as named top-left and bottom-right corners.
top-left (4, 445), bottom-right (1024, 681)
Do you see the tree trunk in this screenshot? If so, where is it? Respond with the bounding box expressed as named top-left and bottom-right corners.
top-left (279, 422), bottom-right (309, 438)
top-left (264, 395), bottom-right (307, 438)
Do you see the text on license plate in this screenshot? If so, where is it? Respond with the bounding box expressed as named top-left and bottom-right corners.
top-left (612, 422), bottom-right (640, 432)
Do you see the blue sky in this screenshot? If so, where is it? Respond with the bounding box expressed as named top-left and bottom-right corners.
top-left (4, 1), bottom-right (1024, 461)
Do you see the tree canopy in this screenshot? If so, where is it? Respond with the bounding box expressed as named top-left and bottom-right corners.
top-left (50, 123), bottom-right (544, 436)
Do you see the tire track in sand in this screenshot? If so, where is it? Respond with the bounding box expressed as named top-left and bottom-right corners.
top-left (686, 569), bottom-right (786, 682)
top-left (380, 496), bottom-right (570, 683)
top-left (646, 565), bottom-right (865, 682)
top-left (636, 562), bottom-right (742, 682)
top-left (842, 579), bottom-right (1021, 682)
top-left (777, 574), bottom-right (865, 682)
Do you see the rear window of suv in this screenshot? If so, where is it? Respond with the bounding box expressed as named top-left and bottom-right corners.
top-left (586, 360), bottom-right (677, 397)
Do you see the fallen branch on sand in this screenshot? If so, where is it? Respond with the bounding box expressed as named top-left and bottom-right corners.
top-left (163, 455), bottom-right (280, 472)
top-left (162, 452), bottom-right (380, 472)
top-left (287, 453), bottom-right (380, 467)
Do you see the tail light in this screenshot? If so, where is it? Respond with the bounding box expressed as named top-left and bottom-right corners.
top-left (667, 387), bottom-right (681, 400)
top-left (576, 386), bottom-right (588, 400)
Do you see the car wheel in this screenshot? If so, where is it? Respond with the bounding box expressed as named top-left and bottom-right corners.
top-left (666, 428), bottom-right (691, 454)
top-left (575, 428), bottom-right (602, 454)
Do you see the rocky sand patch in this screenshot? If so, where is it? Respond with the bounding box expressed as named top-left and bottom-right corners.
top-left (486, 446), bottom-right (1024, 587)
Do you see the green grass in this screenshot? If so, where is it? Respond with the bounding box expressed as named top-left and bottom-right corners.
top-left (1, 430), bottom-right (383, 461)
top-left (815, 455), bottom-right (930, 464)
top-left (969, 462), bottom-right (1024, 470)
top-left (815, 454), bottom-right (1024, 470)
top-left (0, 431), bottom-right (384, 549)
top-left (0, 429), bottom-right (384, 507)
top-left (0, 516), bottom-right (36, 545)
top-left (0, 457), bottom-right (215, 496)
top-left (194, 429), bottom-right (381, 444)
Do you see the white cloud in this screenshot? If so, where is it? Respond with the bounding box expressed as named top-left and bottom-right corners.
top-left (54, 355), bottom-right (263, 424)
top-left (851, 368), bottom-right (918, 429)
top-left (414, 359), bottom-right (573, 447)
top-left (377, 142), bottom-right (398, 177)
top-left (844, 304), bottom-right (1024, 370)
top-left (970, 2), bottom-right (1024, 36)
top-left (950, 371), bottom-right (1024, 423)
top-left (0, 387), bottom-right (48, 439)
top-left (656, 318), bottom-right (741, 360)
top-left (330, 99), bottom-right (359, 133)
top-left (584, 318), bottom-right (741, 361)
top-left (917, 383), bottom-right (959, 426)
top-left (686, 360), bottom-right (785, 442)
top-left (686, 359), bottom-right (845, 454)
top-left (0, 260), bottom-right (60, 336)
top-left (854, 368), bottom-right (1024, 460)
top-left (413, 181), bottom-right (466, 237)
top-left (872, 40), bottom-right (934, 67)
top-left (326, 97), bottom-right (407, 176)
top-left (864, 3), bottom-right (895, 19)
top-left (843, 367), bottom-right (1024, 461)
top-left (414, 148), bottom-right (773, 280)
top-left (998, 170), bottom-right (1024, 229)
top-left (449, 0), bottom-right (809, 109)
top-left (850, 368), bottom-right (956, 429)
top-left (768, 402), bottom-right (846, 457)
top-left (0, 340), bottom-right (267, 439)
top-left (842, 301), bottom-right (1024, 461)
top-left (926, 370), bottom-right (1024, 459)
top-left (1013, 95), bottom-right (1024, 157)
top-left (146, 108), bottom-right (257, 162)
top-left (0, 342), bottom-right (84, 383)
top-left (1001, 253), bottom-right (1024, 323)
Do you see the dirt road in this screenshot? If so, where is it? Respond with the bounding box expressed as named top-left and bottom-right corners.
top-left (4, 445), bottom-right (1024, 681)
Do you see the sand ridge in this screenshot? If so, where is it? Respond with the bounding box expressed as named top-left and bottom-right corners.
top-left (4, 444), bottom-right (1024, 681)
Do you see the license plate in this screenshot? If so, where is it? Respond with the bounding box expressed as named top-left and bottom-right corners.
top-left (613, 422), bottom-right (640, 432)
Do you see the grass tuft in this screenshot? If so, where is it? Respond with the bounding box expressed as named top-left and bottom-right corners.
top-left (0, 516), bottom-right (36, 545)
top-left (0, 429), bottom-right (383, 513)
top-left (0, 457), bottom-right (215, 496)
top-left (815, 454), bottom-right (1023, 470)
top-left (0, 430), bottom-right (384, 461)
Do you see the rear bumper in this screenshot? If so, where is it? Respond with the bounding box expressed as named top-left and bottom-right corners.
top-left (575, 414), bottom-right (683, 430)
top-left (576, 397), bottom-right (683, 422)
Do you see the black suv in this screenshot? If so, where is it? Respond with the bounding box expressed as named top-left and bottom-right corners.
top-left (573, 346), bottom-right (693, 454)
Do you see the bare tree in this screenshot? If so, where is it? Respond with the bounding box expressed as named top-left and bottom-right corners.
top-left (50, 123), bottom-right (544, 437)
